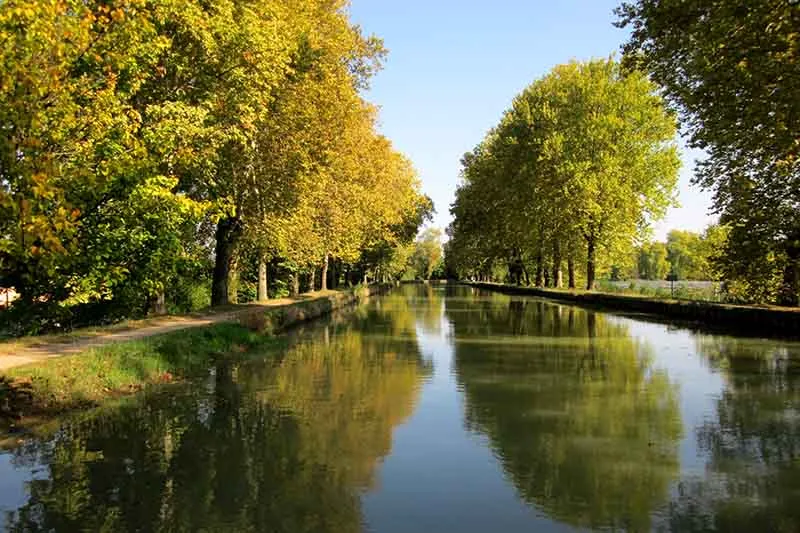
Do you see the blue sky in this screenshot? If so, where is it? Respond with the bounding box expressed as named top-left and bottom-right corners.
top-left (348, 0), bottom-right (716, 241)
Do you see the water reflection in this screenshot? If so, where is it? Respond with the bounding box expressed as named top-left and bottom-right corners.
top-left (445, 291), bottom-right (683, 530)
top-left (2, 302), bottom-right (430, 532)
top-left (662, 337), bottom-right (800, 532)
top-left (3, 285), bottom-right (800, 532)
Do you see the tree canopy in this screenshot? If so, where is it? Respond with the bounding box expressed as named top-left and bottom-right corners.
top-left (616, 0), bottom-right (800, 304)
top-left (446, 58), bottom-right (680, 290)
top-left (0, 0), bottom-right (430, 333)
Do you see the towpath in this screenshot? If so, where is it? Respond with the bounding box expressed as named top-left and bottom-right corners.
top-left (0, 292), bottom-right (335, 372)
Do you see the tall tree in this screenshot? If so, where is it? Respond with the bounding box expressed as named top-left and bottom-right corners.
top-left (447, 59), bottom-right (680, 290)
top-left (0, 0), bottom-right (209, 329)
top-left (638, 241), bottom-right (670, 280)
top-left (410, 228), bottom-right (444, 280)
top-left (616, 0), bottom-right (800, 304)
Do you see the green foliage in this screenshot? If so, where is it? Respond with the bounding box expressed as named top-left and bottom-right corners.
top-left (447, 58), bottom-right (679, 290)
top-left (638, 241), bottom-right (670, 280)
top-left (4, 322), bottom-right (282, 418)
top-left (667, 230), bottom-right (704, 280)
top-left (0, 0), bottom-right (429, 331)
top-left (617, 0), bottom-right (800, 305)
top-left (410, 228), bottom-right (444, 280)
top-left (628, 224), bottom-right (728, 285)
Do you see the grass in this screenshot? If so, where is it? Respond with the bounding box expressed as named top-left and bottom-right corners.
top-left (0, 322), bottom-right (284, 428)
top-left (0, 290), bottom-right (341, 351)
top-left (0, 285), bottom-right (383, 431)
top-left (595, 280), bottom-right (722, 303)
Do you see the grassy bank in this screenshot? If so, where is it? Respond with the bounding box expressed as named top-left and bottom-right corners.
top-left (467, 282), bottom-right (800, 338)
top-left (0, 323), bottom-right (280, 423)
top-left (0, 285), bottom-right (387, 428)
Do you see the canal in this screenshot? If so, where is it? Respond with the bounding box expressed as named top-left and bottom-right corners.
top-left (1, 284), bottom-right (799, 532)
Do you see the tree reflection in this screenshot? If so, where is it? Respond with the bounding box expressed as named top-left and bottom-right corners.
top-left (4, 303), bottom-right (429, 532)
top-left (446, 291), bottom-right (683, 531)
top-left (662, 337), bottom-right (800, 533)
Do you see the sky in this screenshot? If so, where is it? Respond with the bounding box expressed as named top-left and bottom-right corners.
top-left (348, 0), bottom-right (716, 241)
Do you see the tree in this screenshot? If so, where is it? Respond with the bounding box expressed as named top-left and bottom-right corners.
top-left (616, 0), bottom-right (800, 304)
top-left (666, 230), bottom-right (705, 280)
top-left (0, 0), bottom-right (427, 332)
top-left (638, 241), bottom-right (670, 280)
top-left (447, 58), bottom-right (680, 291)
top-left (357, 194), bottom-right (434, 284)
top-left (0, 0), bottom-right (212, 330)
top-left (410, 228), bottom-right (443, 280)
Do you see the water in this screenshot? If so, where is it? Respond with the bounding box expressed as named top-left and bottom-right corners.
top-left (2, 284), bottom-right (800, 532)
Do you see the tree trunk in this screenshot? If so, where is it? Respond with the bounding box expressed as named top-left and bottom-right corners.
top-left (586, 237), bottom-right (596, 291)
top-left (291, 272), bottom-right (300, 297)
top-left (552, 242), bottom-right (563, 288)
top-left (211, 217), bottom-right (242, 306)
top-left (308, 270), bottom-right (317, 293)
top-left (329, 258), bottom-right (338, 289)
top-left (257, 259), bottom-right (268, 302)
top-left (320, 254), bottom-right (329, 291)
top-left (148, 290), bottom-right (167, 316)
top-left (228, 256), bottom-right (239, 304)
top-left (568, 256), bottom-right (576, 289)
top-left (535, 252), bottom-right (544, 287)
top-left (779, 241), bottom-right (800, 306)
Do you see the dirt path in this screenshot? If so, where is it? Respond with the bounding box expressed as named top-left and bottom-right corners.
top-left (0, 293), bottom-right (332, 372)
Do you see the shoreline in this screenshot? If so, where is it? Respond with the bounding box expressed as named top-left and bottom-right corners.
top-left (1, 284), bottom-right (390, 433)
top-left (464, 282), bottom-right (800, 339)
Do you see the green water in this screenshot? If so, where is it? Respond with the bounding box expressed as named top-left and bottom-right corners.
top-left (2, 284), bottom-right (800, 532)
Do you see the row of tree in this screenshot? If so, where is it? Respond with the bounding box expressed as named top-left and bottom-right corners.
top-left (448, 0), bottom-right (799, 305)
top-left (617, 0), bottom-right (799, 304)
top-left (632, 226), bottom-right (727, 281)
top-left (0, 0), bottom-right (431, 333)
top-left (446, 58), bottom-right (680, 291)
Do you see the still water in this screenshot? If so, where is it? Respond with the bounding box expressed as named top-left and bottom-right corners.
top-left (1, 284), bottom-right (800, 532)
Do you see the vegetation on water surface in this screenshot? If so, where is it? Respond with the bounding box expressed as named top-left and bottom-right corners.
top-left (0, 0), bottom-right (432, 337)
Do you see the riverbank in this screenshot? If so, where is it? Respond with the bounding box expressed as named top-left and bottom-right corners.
top-left (0, 285), bottom-right (388, 428)
top-left (466, 282), bottom-right (800, 337)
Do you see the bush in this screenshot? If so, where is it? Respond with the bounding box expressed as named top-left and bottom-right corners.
top-left (168, 282), bottom-right (211, 314)
top-left (0, 299), bottom-right (77, 338)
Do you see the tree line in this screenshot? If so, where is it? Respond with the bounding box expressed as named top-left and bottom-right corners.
top-left (446, 58), bottom-right (680, 291)
top-left (447, 1), bottom-right (799, 305)
top-left (631, 227), bottom-right (726, 282)
top-left (0, 0), bottom-right (431, 334)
